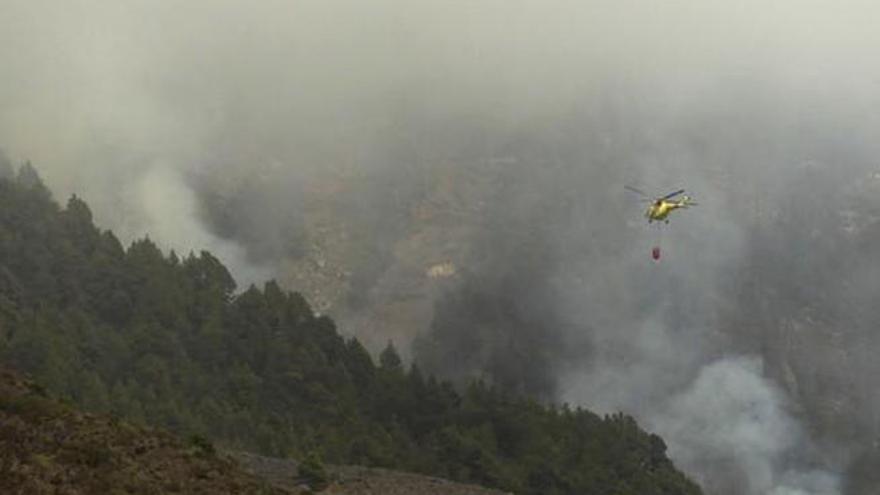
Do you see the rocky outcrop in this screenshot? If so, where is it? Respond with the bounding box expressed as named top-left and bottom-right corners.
top-left (234, 452), bottom-right (512, 495)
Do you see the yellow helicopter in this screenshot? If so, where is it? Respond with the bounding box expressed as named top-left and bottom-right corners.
top-left (625, 186), bottom-right (697, 224)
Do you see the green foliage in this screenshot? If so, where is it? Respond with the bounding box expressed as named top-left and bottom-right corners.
top-left (299, 450), bottom-right (330, 491)
top-left (379, 340), bottom-right (403, 372)
top-left (188, 434), bottom-right (217, 457)
top-left (0, 164), bottom-right (702, 495)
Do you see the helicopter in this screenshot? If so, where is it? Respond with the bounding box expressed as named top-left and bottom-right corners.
top-left (625, 185), bottom-right (697, 260)
top-left (625, 186), bottom-right (697, 224)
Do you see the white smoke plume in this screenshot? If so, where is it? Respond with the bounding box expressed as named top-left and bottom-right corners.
top-left (131, 163), bottom-right (272, 288)
top-left (656, 357), bottom-right (840, 495)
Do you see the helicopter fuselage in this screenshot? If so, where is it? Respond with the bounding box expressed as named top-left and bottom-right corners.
top-left (646, 197), bottom-right (693, 223)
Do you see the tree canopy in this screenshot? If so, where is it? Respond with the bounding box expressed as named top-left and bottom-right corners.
top-left (0, 164), bottom-right (701, 495)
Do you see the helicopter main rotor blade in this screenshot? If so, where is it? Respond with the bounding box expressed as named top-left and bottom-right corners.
top-left (661, 189), bottom-right (686, 200)
top-left (624, 185), bottom-right (650, 197)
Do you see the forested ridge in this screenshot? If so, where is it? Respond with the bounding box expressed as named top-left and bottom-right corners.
top-left (0, 162), bottom-right (701, 495)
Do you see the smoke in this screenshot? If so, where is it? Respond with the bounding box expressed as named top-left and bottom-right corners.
top-left (132, 163), bottom-right (272, 288)
top-left (546, 94), bottom-right (848, 493)
top-left (651, 357), bottom-right (840, 495)
top-left (3, 1), bottom-right (880, 492)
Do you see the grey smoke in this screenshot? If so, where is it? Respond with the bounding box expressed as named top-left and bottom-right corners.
top-left (652, 357), bottom-right (839, 495)
top-left (3, 1), bottom-right (880, 493)
top-left (132, 163), bottom-right (273, 288)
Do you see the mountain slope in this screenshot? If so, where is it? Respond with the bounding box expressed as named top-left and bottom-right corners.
top-left (1, 365), bottom-right (515, 495)
top-left (0, 163), bottom-right (702, 495)
top-left (0, 366), bottom-right (287, 495)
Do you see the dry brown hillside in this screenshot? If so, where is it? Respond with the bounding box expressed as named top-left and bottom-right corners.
top-left (0, 366), bottom-right (287, 494)
top-left (0, 366), bottom-right (511, 495)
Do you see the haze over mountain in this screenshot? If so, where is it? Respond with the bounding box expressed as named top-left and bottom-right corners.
top-left (0, 165), bottom-right (702, 495)
top-left (3, 2), bottom-right (880, 493)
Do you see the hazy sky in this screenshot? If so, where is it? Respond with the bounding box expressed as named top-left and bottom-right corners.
top-left (4, 1), bottom-right (880, 201)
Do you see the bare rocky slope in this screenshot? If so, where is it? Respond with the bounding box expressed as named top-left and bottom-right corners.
top-left (274, 160), bottom-right (515, 357)
top-left (234, 452), bottom-right (511, 495)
